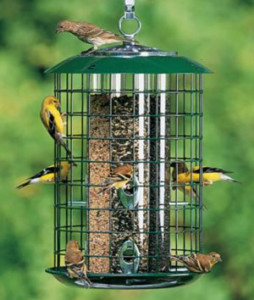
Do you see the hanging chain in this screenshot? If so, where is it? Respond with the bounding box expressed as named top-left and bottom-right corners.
top-left (118, 0), bottom-right (141, 40)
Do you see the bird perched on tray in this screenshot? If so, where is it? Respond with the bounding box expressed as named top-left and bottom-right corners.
top-left (56, 20), bottom-right (127, 53)
top-left (65, 240), bottom-right (91, 287)
top-left (40, 96), bottom-right (72, 157)
top-left (98, 164), bottom-right (133, 194)
top-left (16, 161), bottom-right (76, 189)
top-left (170, 252), bottom-right (222, 273)
top-left (171, 161), bottom-right (241, 197)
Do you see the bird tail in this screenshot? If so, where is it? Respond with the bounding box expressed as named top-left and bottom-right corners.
top-left (123, 37), bottom-right (138, 44)
top-left (98, 186), bottom-right (109, 195)
top-left (75, 277), bottom-right (92, 288)
top-left (61, 141), bottom-right (73, 158)
top-left (16, 180), bottom-right (30, 189)
top-left (230, 179), bottom-right (242, 184)
top-left (82, 274), bottom-right (92, 287)
top-left (221, 174), bottom-right (242, 184)
top-left (75, 271), bottom-right (92, 288)
top-left (56, 133), bottom-right (73, 158)
top-left (98, 178), bottom-right (115, 195)
top-left (170, 255), bottom-right (182, 262)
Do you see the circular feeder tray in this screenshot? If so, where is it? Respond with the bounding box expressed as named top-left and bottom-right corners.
top-left (46, 267), bottom-right (200, 289)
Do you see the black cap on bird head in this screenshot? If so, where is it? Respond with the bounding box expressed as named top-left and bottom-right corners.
top-left (170, 161), bottom-right (189, 173)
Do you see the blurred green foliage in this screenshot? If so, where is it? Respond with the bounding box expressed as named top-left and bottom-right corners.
top-left (0, 0), bottom-right (253, 299)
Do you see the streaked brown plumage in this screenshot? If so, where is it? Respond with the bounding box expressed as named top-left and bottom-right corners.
top-left (65, 240), bottom-right (91, 287)
top-left (99, 164), bottom-right (133, 194)
top-left (170, 252), bottom-right (222, 273)
top-left (56, 20), bottom-right (125, 51)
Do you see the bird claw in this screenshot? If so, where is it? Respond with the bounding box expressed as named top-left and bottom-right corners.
top-left (81, 47), bottom-right (96, 56)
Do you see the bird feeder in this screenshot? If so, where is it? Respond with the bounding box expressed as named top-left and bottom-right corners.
top-left (45, 0), bottom-right (211, 289)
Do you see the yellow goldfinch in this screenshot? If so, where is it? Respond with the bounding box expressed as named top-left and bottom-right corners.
top-left (170, 252), bottom-right (222, 273)
top-left (171, 162), bottom-right (198, 198)
top-left (65, 240), bottom-right (91, 287)
top-left (40, 96), bottom-right (72, 156)
top-left (99, 164), bottom-right (133, 194)
top-left (171, 162), bottom-right (241, 197)
top-left (16, 161), bottom-right (75, 189)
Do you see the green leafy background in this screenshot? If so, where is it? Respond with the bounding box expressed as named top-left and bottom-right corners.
top-left (0, 0), bottom-right (253, 299)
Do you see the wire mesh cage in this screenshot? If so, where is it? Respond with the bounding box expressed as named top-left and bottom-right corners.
top-left (45, 43), bottom-right (211, 289)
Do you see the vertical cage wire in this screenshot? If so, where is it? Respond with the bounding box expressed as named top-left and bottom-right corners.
top-left (52, 72), bottom-right (203, 275)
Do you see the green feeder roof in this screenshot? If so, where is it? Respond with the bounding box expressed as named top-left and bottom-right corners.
top-left (46, 44), bottom-right (212, 74)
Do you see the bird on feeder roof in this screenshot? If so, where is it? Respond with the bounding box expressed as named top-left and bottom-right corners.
top-left (56, 20), bottom-right (129, 53)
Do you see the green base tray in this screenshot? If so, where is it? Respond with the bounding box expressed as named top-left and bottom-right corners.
top-left (46, 267), bottom-right (200, 289)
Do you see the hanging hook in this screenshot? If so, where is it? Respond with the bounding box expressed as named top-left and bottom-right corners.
top-left (118, 0), bottom-right (141, 40)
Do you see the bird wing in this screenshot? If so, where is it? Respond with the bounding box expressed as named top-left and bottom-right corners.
top-left (171, 254), bottom-right (202, 272)
top-left (78, 23), bottom-right (123, 41)
top-left (91, 28), bottom-right (122, 40)
top-left (183, 254), bottom-right (203, 272)
top-left (27, 166), bottom-right (60, 180)
top-left (196, 254), bottom-right (211, 272)
top-left (192, 166), bottom-right (233, 174)
top-left (44, 105), bottom-right (64, 138)
top-left (104, 173), bottom-right (128, 184)
top-left (48, 110), bottom-right (57, 138)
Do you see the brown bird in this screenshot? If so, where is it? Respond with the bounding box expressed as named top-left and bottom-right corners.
top-left (170, 252), bottom-right (222, 273)
top-left (65, 240), bottom-right (91, 287)
top-left (56, 20), bottom-right (126, 53)
top-left (99, 164), bottom-right (133, 194)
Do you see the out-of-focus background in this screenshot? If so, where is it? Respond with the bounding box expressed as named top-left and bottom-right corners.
top-left (0, 0), bottom-right (254, 299)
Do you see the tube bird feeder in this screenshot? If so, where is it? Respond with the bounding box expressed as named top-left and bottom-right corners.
top-left (45, 0), bottom-right (211, 289)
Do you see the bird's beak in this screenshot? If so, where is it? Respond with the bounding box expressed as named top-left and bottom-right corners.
top-left (57, 101), bottom-right (61, 108)
top-left (56, 28), bottom-right (61, 34)
top-left (218, 257), bottom-right (222, 262)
